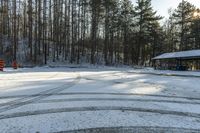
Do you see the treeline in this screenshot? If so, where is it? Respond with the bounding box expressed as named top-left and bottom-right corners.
top-left (0, 0), bottom-right (199, 66)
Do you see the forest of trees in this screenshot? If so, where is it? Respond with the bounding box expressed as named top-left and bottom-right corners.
top-left (0, 0), bottom-right (200, 66)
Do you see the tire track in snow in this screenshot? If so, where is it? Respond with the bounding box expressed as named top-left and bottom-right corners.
top-left (0, 72), bottom-right (61, 107)
top-left (0, 106), bottom-right (200, 120)
top-left (0, 71), bottom-right (123, 101)
top-left (56, 126), bottom-right (200, 133)
top-left (1, 96), bottom-right (200, 107)
top-left (0, 92), bottom-right (200, 101)
top-left (0, 73), bottom-right (81, 114)
top-left (35, 98), bottom-right (200, 105)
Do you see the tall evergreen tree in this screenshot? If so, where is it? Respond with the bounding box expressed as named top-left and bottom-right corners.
top-left (120, 0), bottom-right (134, 65)
top-left (135, 0), bottom-right (162, 65)
top-left (172, 0), bottom-right (195, 51)
top-left (191, 8), bottom-right (200, 49)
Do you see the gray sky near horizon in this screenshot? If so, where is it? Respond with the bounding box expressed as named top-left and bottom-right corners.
top-left (131, 0), bottom-right (200, 19)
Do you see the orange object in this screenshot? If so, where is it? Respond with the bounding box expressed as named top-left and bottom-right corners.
top-left (0, 59), bottom-right (4, 71)
top-left (12, 60), bottom-right (18, 69)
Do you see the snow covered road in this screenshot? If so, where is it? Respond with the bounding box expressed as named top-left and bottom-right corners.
top-left (0, 67), bottom-right (200, 133)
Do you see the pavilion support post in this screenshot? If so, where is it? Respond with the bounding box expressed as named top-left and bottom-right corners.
top-left (152, 60), bottom-right (156, 69)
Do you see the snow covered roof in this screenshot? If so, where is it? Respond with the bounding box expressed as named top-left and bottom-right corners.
top-left (153, 49), bottom-right (200, 60)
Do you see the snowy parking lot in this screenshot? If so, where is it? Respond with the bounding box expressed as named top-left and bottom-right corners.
top-left (0, 67), bottom-right (200, 133)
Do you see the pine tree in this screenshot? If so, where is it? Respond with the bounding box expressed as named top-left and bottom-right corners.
top-left (120, 0), bottom-right (134, 65)
top-left (90, 0), bottom-right (102, 64)
top-left (172, 0), bottom-right (195, 51)
top-left (135, 0), bottom-right (162, 65)
top-left (13, 0), bottom-right (17, 61)
top-left (191, 8), bottom-right (200, 49)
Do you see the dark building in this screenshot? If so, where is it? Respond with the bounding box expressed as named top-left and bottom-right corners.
top-left (152, 50), bottom-right (200, 71)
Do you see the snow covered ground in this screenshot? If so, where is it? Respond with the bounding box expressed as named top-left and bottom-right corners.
top-left (0, 67), bottom-right (200, 133)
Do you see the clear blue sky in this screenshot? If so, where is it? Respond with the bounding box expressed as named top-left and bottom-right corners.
top-left (131, 0), bottom-right (200, 18)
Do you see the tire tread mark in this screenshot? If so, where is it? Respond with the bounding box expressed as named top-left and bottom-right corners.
top-left (0, 92), bottom-right (200, 101)
top-left (56, 126), bottom-right (200, 133)
top-left (0, 74), bottom-right (80, 113)
top-left (0, 106), bottom-right (200, 120)
top-left (36, 98), bottom-right (200, 105)
top-left (0, 73), bottom-right (61, 107)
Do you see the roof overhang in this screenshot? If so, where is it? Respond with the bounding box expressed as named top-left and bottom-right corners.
top-left (153, 50), bottom-right (200, 60)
